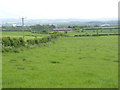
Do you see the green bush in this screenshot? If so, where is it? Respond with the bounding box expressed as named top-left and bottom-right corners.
top-left (26, 40), bottom-right (31, 44)
top-left (27, 39), bottom-right (35, 45)
top-left (41, 38), bottom-right (47, 43)
top-left (2, 37), bottom-right (11, 46)
top-left (51, 34), bottom-right (57, 38)
top-left (31, 39), bottom-right (35, 45)
top-left (12, 38), bottom-right (20, 47)
top-left (64, 30), bottom-right (68, 34)
top-left (19, 37), bottom-right (25, 46)
top-left (47, 36), bottom-right (51, 41)
top-left (34, 39), bottom-right (39, 44)
top-left (2, 33), bottom-right (62, 47)
top-left (2, 37), bottom-right (25, 47)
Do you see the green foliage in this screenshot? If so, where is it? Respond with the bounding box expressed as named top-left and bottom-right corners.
top-left (94, 25), bottom-right (99, 27)
top-left (2, 37), bottom-right (11, 46)
top-left (26, 40), bottom-right (31, 44)
top-left (2, 37), bottom-right (25, 47)
top-left (64, 30), bottom-right (68, 34)
top-left (2, 32), bottom-right (65, 48)
top-left (34, 38), bottom-right (39, 44)
top-left (72, 25), bottom-right (87, 30)
top-left (19, 37), bottom-right (25, 46)
top-left (30, 39), bottom-right (35, 45)
top-left (68, 26), bottom-right (72, 28)
top-left (26, 39), bottom-right (35, 45)
top-left (53, 31), bottom-right (58, 34)
top-left (2, 26), bottom-right (31, 31)
top-left (51, 34), bottom-right (57, 38)
top-left (31, 24), bottom-right (56, 34)
top-left (12, 38), bottom-right (20, 47)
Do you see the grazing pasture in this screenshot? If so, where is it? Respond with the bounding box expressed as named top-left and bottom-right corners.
top-left (67, 29), bottom-right (118, 36)
top-left (2, 31), bottom-right (49, 41)
top-left (2, 36), bottom-right (118, 88)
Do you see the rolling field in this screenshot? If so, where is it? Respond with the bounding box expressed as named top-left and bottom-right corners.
top-left (2, 36), bottom-right (118, 88)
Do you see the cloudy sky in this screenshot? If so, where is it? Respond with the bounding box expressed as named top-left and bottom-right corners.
top-left (0, 0), bottom-right (119, 19)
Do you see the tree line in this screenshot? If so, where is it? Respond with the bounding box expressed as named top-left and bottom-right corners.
top-left (31, 24), bottom-right (56, 34)
top-left (2, 24), bottom-right (56, 34)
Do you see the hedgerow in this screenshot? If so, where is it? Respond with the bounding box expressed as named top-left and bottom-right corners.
top-left (2, 32), bottom-right (65, 47)
top-left (2, 37), bottom-right (25, 47)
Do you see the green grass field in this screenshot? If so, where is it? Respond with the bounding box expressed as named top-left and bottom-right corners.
top-left (2, 36), bottom-right (118, 88)
top-left (67, 29), bottom-right (118, 36)
top-left (2, 31), bottom-right (49, 41)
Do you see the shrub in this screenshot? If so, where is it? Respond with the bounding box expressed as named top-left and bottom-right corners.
top-left (41, 38), bottom-right (47, 43)
top-left (51, 35), bottom-right (54, 38)
top-left (2, 37), bottom-right (11, 46)
top-left (64, 30), bottom-right (68, 34)
top-left (26, 40), bottom-right (31, 44)
top-left (27, 39), bottom-right (35, 45)
top-left (12, 38), bottom-right (20, 47)
top-left (2, 37), bottom-right (25, 47)
top-left (19, 37), bottom-right (25, 46)
top-left (2, 32), bottom-right (62, 48)
top-left (34, 39), bottom-right (39, 44)
top-left (53, 31), bottom-right (58, 34)
top-left (46, 36), bottom-right (51, 42)
top-left (31, 39), bottom-right (35, 45)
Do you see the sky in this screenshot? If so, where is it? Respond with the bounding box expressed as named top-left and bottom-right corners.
top-left (0, 0), bottom-right (119, 19)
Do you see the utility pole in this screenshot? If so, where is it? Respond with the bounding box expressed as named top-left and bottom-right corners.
top-left (21, 17), bottom-right (27, 40)
top-left (22, 17), bottom-right (25, 40)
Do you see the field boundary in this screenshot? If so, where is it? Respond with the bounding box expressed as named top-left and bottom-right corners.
top-left (74, 34), bottom-right (120, 37)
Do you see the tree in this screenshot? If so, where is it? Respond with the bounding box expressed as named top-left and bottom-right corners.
top-left (64, 30), bottom-right (68, 34)
top-left (31, 24), bottom-right (56, 34)
top-left (68, 26), bottom-right (71, 28)
top-left (94, 25), bottom-right (99, 27)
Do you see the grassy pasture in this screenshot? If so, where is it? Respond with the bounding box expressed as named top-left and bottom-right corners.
top-left (2, 36), bottom-right (118, 88)
top-left (67, 29), bottom-right (118, 36)
top-left (2, 31), bottom-right (49, 41)
top-left (2, 28), bottom-right (118, 38)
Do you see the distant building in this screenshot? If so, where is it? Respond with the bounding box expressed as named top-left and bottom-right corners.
top-left (12, 24), bottom-right (17, 27)
top-left (100, 24), bottom-right (110, 27)
top-left (52, 28), bottom-right (72, 32)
